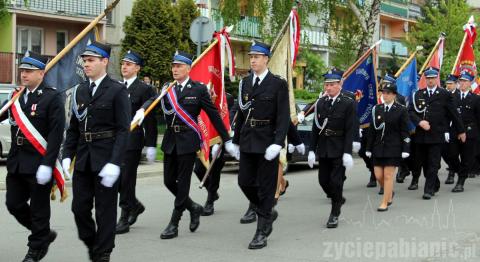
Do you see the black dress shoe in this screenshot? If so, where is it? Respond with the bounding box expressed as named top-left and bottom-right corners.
top-left (264, 209), bottom-right (278, 237)
top-left (202, 201), bottom-right (214, 216)
top-left (23, 230), bottom-right (58, 261)
top-left (366, 180), bottom-right (377, 188)
top-left (128, 202), bottom-right (145, 226)
top-left (326, 214), bottom-right (339, 228)
top-left (452, 183), bottom-right (464, 192)
top-left (248, 217), bottom-right (268, 249)
top-left (396, 173), bottom-right (406, 183)
top-left (408, 180), bottom-right (418, 190)
top-left (160, 209), bottom-right (182, 239)
top-left (422, 193), bottom-right (432, 200)
top-left (377, 206), bottom-right (388, 212)
top-left (93, 252), bottom-right (111, 262)
top-left (378, 188), bottom-right (384, 195)
top-left (240, 205), bottom-right (257, 224)
top-left (116, 210), bottom-right (130, 234)
top-left (445, 172), bottom-right (455, 184)
top-left (187, 201), bottom-right (203, 232)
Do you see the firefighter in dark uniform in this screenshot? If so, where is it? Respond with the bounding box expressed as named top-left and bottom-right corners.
top-left (132, 51), bottom-right (234, 239)
top-left (408, 67), bottom-right (465, 200)
top-left (115, 50), bottom-right (158, 234)
top-left (2, 51), bottom-right (64, 262)
top-left (443, 74), bottom-right (460, 185)
top-left (62, 41), bottom-right (131, 261)
top-left (365, 82), bottom-right (410, 211)
top-left (231, 41), bottom-right (290, 249)
top-left (447, 71), bottom-right (480, 192)
top-left (307, 68), bottom-right (355, 228)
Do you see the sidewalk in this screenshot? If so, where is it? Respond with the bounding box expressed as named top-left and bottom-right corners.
top-left (0, 160), bottom-right (164, 190)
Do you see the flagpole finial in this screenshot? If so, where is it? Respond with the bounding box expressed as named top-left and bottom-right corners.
top-left (293, 0), bottom-right (301, 8)
top-left (469, 15), bottom-right (474, 24)
top-left (440, 32), bottom-right (446, 38)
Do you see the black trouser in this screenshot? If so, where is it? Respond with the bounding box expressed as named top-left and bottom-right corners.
top-left (442, 141), bottom-right (457, 173)
top-left (238, 152), bottom-right (278, 219)
top-left (193, 149), bottom-right (225, 202)
top-left (163, 148), bottom-right (197, 211)
top-left (359, 132), bottom-right (375, 182)
top-left (6, 171), bottom-right (52, 249)
top-left (72, 161), bottom-right (119, 255)
top-left (119, 149), bottom-right (142, 211)
top-left (449, 139), bottom-right (477, 180)
top-left (414, 143), bottom-right (442, 194)
top-left (317, 157), bottom-right (345, 202)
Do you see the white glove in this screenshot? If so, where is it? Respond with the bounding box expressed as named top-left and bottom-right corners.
top-left (146, 147), bottom-right (156, 163)
top-left (295, 143), bottom-right (306, 155)
top-left (98, 163), bottom-right (121, 187)
top-left (342, 153), bottom-right (354, 170)
top-left (444, 132), bottom-right (450, 143)
top-left (352, 142), bottom-right (361, 154)
top-left (402, 152), bottom-right (410, 159)
top-left (132, 109), bottom-right (145, 125)
top-left (359, 129), bottom-right (363, 138)
top-left (36, 165), bottom-right (52, 185)
top-left (365, 151), bottom-right (372, 158)
top-left (211, 144), bottom-right (221, 158)
top-left (62, 158), bottom-right (72, 180)
top-left (308, 151), bottom-right (316, 168)
top-left (264, 144), bottom-right (282, 161)
top-left (297, 112), bottom-right (305, 123)
top-left (224, 140), bottom-right (240, 160)
top-left (288, 144), bottom-right (295, 153)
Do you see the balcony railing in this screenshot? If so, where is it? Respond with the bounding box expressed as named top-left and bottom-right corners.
top-left (381, 2), bottom-right (408, 18)
top-left (199, 8), bottom-right (261, 38)
top-left (301, 29), bottom-right (328, 47)
top-left (379, 38), bottom-right (408, 56)
top-left (8, 0), bottom-right (104, 18)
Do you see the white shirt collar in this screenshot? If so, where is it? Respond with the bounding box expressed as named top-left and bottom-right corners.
top-left (89, 74), bottom-right (107, 96)
top-left (123, 76), bottom-right (137, 88)
top-left (461, 90), bottom-right (469, 97)
top-left (384, 101), bottom-right (394, 109)
top-left (177, 77), bottom-right (190, 88)
top-left (426, 86), bottom-right (437, 93)
top-left (26, 85), bottom-right (40, 95)
top-left (328, 93), bottom-right (340, 101)
top-left (252, 69), bottom-right (269, 85)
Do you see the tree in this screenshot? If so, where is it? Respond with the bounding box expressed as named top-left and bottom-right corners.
top-left (175, 0), bottom-right (200, 54)
top-left (406, 0), bottom-right (480, 79)
top-left (0, 0), bottom-right (28, 19)
top-left (299, 49), bottom-right (327, 92)
top-left (122, 0), bottom-right (198, 83)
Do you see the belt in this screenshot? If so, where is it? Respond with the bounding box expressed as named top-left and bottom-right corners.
top-left (81, 131), bottom-right (115, 142)
top-left (16, 136), bottom-right (30, 146)
top-left (246, 119), bottom-right (271, 127)
top-left (321, 129), bottom-right (344, 137)
top-left (169, 125), bottom-right (190, 133)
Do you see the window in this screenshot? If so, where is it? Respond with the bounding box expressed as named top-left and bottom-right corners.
top-left (17, 26), bottom-right (43, 54)
top-left (56, 31), bottom-right (68, 53)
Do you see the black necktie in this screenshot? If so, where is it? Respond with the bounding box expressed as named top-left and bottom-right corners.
top-left (176, 84), bottom-right (183, 93)
top-left (385, 105), bottom-right (390, 112)
top-left (124, 81), bottom-right (128, 88)
top-left (89, 82), bottom-right (96, 97)
top-left (462, 93), bottom-right (465, 100)
top-left (253, 77), bottom-right (260, 88)
top-left (429, 90), bottom-right (433, 97)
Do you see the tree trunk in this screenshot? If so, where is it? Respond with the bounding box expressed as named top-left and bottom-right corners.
top-left (348, 0), bottom-right (381, 58)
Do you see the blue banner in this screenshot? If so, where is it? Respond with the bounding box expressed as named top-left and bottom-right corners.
top-left (343, 53), bottom-right (378, 126)
top-left (44, 30), bottom-right (96, 91)
top-left (396, 57), bottom-right (418, 132)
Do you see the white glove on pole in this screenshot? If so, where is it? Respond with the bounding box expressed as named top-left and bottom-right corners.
top-left (359, 128), bottom-right (363, 138)
top-left (444, 132), bottom-right (450, 143)
top-left (352, 142), bottom-right (361, 154)
top-left (264, 144), bottom-right (282, 161)
top-left (401, 152), bottom-right (410, 159)
top-left (99, 163), bottom-right (121, 187)
top-left (308, 151), bottom-right (316, 168)
top-left (297, 112), bottom-right (305, 123)
top-left (62, 158), bottom-right (72, 180)
top-left (224, 140), bottom-right (240, 160)
top-left (288, 144), bottom-right (295, 153)
top-left (132, 109), bottom-right (145, 125)
top-left (146, 147), bottom-right (157, 163)
top-left (211, 143), bottom-right (221, 158)
top-left (295, 143), bottom-right (306, 155)
top-left (342, 153), bottom-right (354, 170)
top-left (365, 151), bottom-right (372, 158)
top-left (36, 165), bottom-right (52, 185)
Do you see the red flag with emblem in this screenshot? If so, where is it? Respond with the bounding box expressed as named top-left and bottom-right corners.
top-left (418, 37), bottom-right (444, 89)
top-left (190, 29), bottom-right (235, 167)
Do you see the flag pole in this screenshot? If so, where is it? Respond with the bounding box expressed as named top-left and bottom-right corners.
top-left (451, 16), bottom-right (474, 74)
top-left (343, 40), bottom-right (382, 79)
top-left (395, 46), bottom-right (423, 77)
top-left (419, 34), bottom-right (444, 74)
top-left (0, 0), bottom-right (120, 118)
top-left (130, 38), bottom-right (220, 131)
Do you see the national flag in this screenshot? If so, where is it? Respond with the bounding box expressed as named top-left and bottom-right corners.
top-left (418, 37), bottom-right (444, 89)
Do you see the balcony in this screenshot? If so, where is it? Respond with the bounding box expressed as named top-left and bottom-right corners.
top-left (379, 38), bottom-right (408, 57)
top-left (301, 28), bottom-right (328, 47)
top-left (8, 0), bottom-right (105, 18)
top-left (381, 2), bottom-right (408, 18)
top-left (199, 8), bottom-right (261, 38)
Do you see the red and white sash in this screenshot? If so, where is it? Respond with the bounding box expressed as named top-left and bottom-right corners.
top-left (10, 92), bottom-right (66, 199)
top-left (165, 87), bottom-right (202, 141)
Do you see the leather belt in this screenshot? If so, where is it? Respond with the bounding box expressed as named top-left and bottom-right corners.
top-left (16, 136), bottom-right (30, 146)
top-left (246, 119), bottom-right (271, 127)
top-left (321, 129), bottom-right (344, 137)
top-left (81, 131), bottom-right (115, 142)
top-left (169, 125), bottom-right (190, 133)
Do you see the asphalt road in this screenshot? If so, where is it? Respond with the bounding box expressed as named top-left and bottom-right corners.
top-left (1, 160), bottom-right (479, 261)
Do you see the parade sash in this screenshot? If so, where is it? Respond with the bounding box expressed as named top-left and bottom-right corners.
top-left (10, 93), bottom-right (67, 201)
top-left (165, 87), bottom-right (202, 141)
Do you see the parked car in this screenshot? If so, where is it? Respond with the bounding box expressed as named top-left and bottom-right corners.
top-left (0, 85), bottom-right (15, 158)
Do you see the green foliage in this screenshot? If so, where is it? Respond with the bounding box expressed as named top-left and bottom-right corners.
top-left (294, 89), bottom-right (318, 102)
top-left (0, 0), bottom-right (28, 18)
top-left (406, 0), bottom-right (479, 79)
top-left (122, 0), bottom-right (199, 83)
top-left (299, 49), bottom-right (326, 92)
top-left (330, 9), bottom-right (364, 69)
